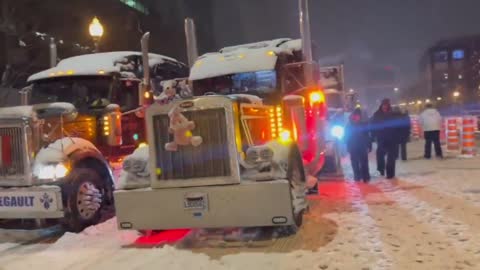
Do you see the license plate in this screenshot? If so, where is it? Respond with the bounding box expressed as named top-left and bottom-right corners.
top-left (183, 192), bottom-right (208, 210)
top-left (0, 190), bottom-right (59, 212)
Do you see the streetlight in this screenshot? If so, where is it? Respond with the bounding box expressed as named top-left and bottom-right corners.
top-left (394, 87), bottom-right (399, 92)
top-left (453, 91), bottom-right (460, 98)
top-left (417, 100), bottom-right (423, 105)
top-left (425, 99), bottom-right (431, 103)
top-left (436, 97), bottom-right (442, 101)
top-left (89, 17), bottom-right (104, 52)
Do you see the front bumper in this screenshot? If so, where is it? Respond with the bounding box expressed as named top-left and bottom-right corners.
top-left (0, 185), bottom-right (64, 219)
top-left (114, 180), bottom-right (294, 230)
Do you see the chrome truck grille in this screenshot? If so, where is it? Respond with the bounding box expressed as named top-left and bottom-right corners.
top-left (153, 109), bottom-right (230, 179)
top-left (147, 97), bottom-right (241, 188)
top-left (0, 127), bottom-right (25, 178)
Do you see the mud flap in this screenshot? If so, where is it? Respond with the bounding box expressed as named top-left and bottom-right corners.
top-left (319, 140), bottom-right (344, 178)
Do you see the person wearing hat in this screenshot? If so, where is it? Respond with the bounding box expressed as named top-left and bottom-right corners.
top-left (370, 98), bottom-right (400, 179)
top-left (344, 108), bottom-right (372, 182)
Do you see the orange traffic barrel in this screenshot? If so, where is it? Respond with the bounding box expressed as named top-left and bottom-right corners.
top-left (462, 116), bottom-right (476, 155)
top-left (446, 117), bottom-right (460, 151)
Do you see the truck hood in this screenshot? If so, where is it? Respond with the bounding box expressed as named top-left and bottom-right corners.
top-left (0, 103), bottom-right (76, 119)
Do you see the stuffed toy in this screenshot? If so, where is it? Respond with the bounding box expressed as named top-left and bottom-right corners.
top-left (165, 106), bottom-right (203, 151)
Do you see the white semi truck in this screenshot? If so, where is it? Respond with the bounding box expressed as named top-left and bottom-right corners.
top-left (113, 0), bottom-right (326, 233)
top-left (0, 34), bottom-right (188, 232)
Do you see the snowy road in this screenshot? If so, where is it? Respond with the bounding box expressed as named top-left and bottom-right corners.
top-left (1, 141), bottom-right (480, 270)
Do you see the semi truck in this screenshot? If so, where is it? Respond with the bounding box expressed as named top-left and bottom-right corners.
top-left (114, 0), bottom-right (327, 232)
top-left (0, 34), bottom-right (188, 232)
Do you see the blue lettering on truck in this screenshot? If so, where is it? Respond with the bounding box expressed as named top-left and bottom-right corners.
top-left (0, 196), bottom-right (35, 207)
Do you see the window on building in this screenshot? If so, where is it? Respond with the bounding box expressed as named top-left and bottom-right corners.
top-left (433, 50), bottom-right (448, 70)
top-left (119, 0), bottom-right (149, 14)
top-left (433, 50), bottom-right (448, 62)
top-left (452, 49), bottom-right (465, 60)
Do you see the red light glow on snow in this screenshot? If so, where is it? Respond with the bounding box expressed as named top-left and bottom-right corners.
top-left (134, 229), bottom-right (191, 246)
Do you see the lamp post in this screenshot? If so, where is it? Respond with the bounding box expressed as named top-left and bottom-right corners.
top-left (89, 17), bottom-right (104, 52)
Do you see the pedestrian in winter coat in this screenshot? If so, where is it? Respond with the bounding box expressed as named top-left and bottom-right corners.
top-left (370, 99), bottom-right (400, 179)
top-left (393, 107), bottom-right (411, 161)
top-left (345, 108), bottom-right (372, 182)
top-left (419, 104), bottom-right (443, 159)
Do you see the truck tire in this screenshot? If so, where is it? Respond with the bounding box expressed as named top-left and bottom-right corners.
top-left (287, 145), bottom-right (307, 231)
top-left (63, 168), bottom-right (105, 232)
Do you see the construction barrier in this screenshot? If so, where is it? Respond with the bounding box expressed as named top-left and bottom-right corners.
top-left (410, 115), bottom-right (421, 140)
top-left (461, 116), bottom-right (476, 156)
top-left (440, 119), bottom-right (446, 144)
top-left (446, 117), bottom-right (460, 151)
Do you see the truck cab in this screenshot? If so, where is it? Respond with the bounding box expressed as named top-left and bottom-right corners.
top-left (114, 38), bottom-right (325, 232)
top-left (0, 50), bottom-right (188, 231)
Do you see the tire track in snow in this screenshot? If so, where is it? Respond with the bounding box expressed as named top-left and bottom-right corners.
top-left (331, 181), bottom-right (393, 270)
top-left (376, 180), bottom-right (480, 265)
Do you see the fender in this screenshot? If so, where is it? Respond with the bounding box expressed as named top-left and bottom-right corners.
top-left (33, 138), bottom-right (114, 198)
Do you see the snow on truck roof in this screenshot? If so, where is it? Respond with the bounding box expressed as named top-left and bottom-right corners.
top-left (189, 38), bottom-right (302, 81)
top-left (28, 51), bottom-right (183, 82)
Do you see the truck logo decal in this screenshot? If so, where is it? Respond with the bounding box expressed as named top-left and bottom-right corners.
top-left (0, 196), bottom-right (35, 207)
top-left (179, 101), bottom-right (194, 108)
top-left (40, 193), bottom-right (53, 210)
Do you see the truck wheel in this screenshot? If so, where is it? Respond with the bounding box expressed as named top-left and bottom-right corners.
top-left (63, 168), bottom-right (104, 232)
top-left (287, 146), bottom-right (307, 231)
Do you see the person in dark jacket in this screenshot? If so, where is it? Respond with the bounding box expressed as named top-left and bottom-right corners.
top-left (345, 108), bottom-right (372, 182)
top-left (370, 99), bottom-right (400, 179)
top-left (393, 107), bottom-right (411, 161)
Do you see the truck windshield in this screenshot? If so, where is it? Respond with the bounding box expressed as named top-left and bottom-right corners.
top-left (192, 70), bottom-right (277, 97)
top-left (31, 76), bottom-right (112, 112)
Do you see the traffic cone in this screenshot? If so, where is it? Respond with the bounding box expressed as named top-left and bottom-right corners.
top-left (461, 116), bottom-right (476, 156)
top-left (446, 117), bottom-right (460, 152)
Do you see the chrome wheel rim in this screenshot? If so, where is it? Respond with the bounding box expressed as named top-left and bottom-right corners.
top-left (77, 182), bottom-right (102, 220)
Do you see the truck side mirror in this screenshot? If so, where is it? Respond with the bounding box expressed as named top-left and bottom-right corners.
top-left (103, 105), bottom-right (122, 146)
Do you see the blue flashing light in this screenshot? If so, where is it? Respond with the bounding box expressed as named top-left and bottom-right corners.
top-left (331, 125), bottom-right (345, 140)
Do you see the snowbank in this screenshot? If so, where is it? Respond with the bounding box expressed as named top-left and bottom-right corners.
top-left (28, 52), bottom-right (183, 82)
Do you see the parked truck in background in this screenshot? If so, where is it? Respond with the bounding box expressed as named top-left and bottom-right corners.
top-left (0, 34), bottom-right (188, 232)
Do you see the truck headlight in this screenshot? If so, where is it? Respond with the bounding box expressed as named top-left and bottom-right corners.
top-left (38, 163), bottom-right (69, 180)
top-left (331, 125), bottom-right (345, 140)
top-left (245, 146), bottom-right (274, 165)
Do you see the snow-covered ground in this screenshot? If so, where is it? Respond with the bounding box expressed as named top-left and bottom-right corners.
top-left (0, 141), bottom-right (479, 270)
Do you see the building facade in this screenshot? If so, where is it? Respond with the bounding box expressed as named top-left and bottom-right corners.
top-left (422, 35), bottom-right (480, 105)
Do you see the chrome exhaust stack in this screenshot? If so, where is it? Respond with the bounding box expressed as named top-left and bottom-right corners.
top-left (184, 18), bottom-right (199, 67)
top-left (49, 37), bottom-right (57, 68)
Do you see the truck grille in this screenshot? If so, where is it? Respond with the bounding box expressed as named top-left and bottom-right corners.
top-left (0, 127), bottom-right (25, 177)
top-left (152, 108), bottom-right (231, 180)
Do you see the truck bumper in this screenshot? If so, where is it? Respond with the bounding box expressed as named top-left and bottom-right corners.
top-left (114, 180), bottom-right (294, 230)
top-left (0, 186), bottom-right (64, 219)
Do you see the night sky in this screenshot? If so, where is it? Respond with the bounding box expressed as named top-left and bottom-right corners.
top-left (206, 0), bottom-right (480, 89)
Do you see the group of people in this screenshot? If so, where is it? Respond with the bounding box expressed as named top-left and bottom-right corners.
top-left (344, 98), bottom-right (443, 183)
